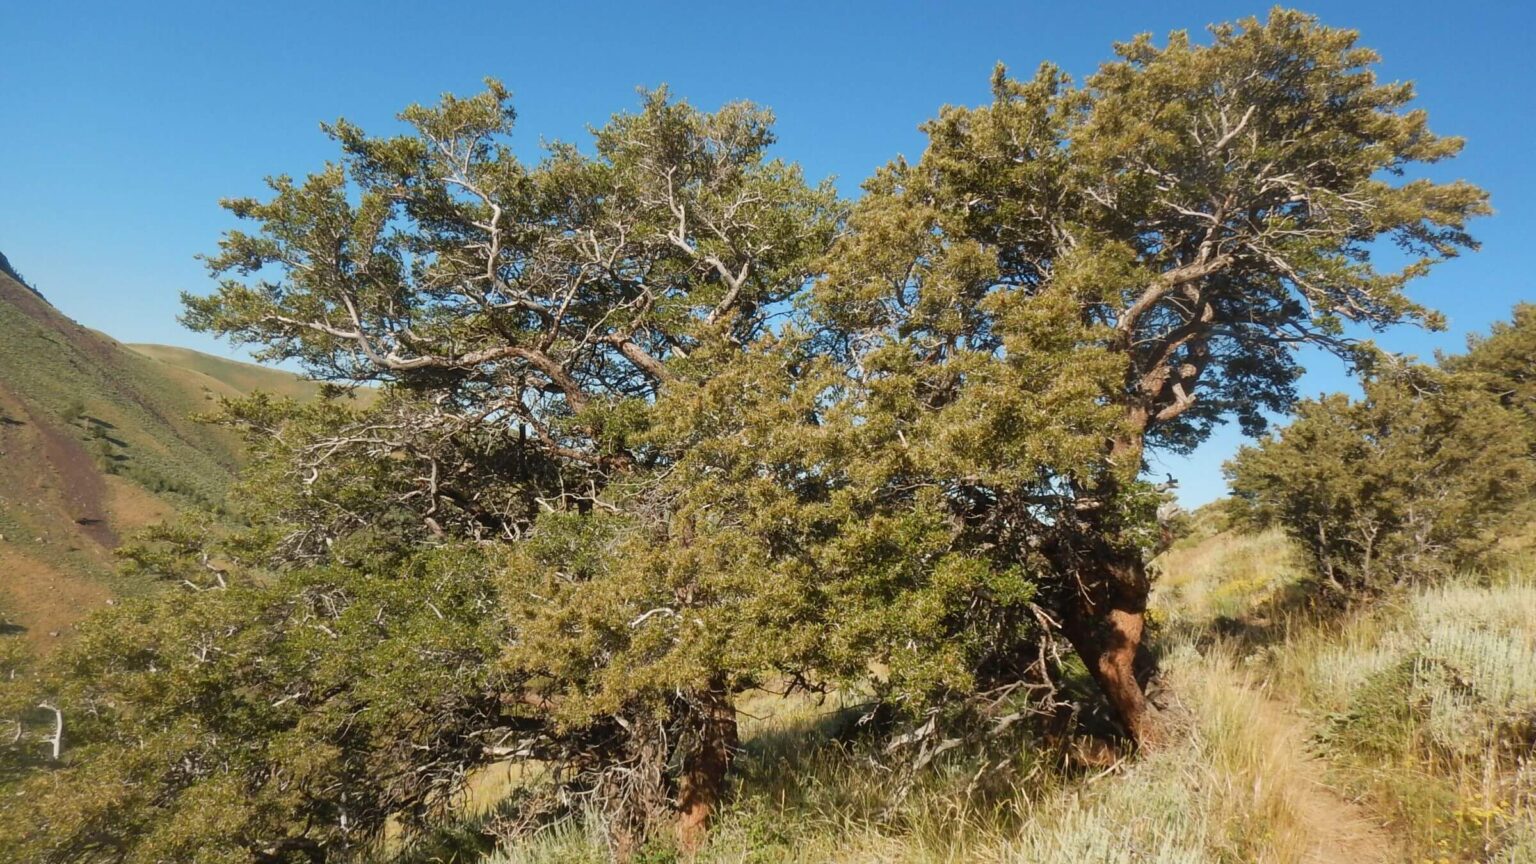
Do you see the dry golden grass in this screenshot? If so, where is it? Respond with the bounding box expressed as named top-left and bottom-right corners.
top-left (0, 545), bottom-right (111, 653)
top-left (407, 523), bottom-right (1535, 864)
top-left (103, 474), bottom-right (177, 534)
top-left (481, 649), bottom-right (1384, 864)
top-left (1153, 521), bottom-right (1306, 628)
top-left (127, 343), bottom-right (332, 403)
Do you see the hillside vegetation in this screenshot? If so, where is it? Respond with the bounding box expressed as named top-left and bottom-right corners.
top-left (0, 263), bottom-right (330, 647)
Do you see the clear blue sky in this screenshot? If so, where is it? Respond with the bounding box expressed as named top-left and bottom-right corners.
top-left (2, 1), bottom-right (1532, 506)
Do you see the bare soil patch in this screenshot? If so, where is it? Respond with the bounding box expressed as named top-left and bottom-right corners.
top-left (0, 545), bottom-right (111, 652)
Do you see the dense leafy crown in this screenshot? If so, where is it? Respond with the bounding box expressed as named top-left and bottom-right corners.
top-left (1443, 302), bottom-right (1536, 420)
top-left (181, 83), bottom-right (838, 553)
top-left (825, 10), bottom-right (1485, 458)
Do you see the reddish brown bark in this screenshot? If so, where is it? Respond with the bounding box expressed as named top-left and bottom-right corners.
top-left (675, 686), bottom-right (738, 853)
top-left (1046, 422), bottom-right (1165, 746)
top-left (1059, 557), bottom-right (1159, 746)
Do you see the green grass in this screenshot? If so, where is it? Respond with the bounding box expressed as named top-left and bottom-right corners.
top-left (1154, 524), bottom-right (1306, 627)
top-left (127, 343), bottom-right (336, 403)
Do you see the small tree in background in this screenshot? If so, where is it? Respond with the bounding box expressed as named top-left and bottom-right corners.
top-left (61, 397), bottom-right (85, 426)
top-left (1229, 308), bottom-right (1536, 594)
top-left (1443, 302), bottom-right (1536, 423)
top-left (91, 437), bottom-right (114, 473)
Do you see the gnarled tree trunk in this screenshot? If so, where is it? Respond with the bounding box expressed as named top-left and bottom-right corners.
top-left (675, 683), bottom-right (738, 853)
top-left (1045, 420), bottom-right (1165, 746)
top-left (1058, 554), bottom-right (1158, 746)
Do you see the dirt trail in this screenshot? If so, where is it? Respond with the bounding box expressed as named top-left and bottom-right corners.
top-left (1249, 688), bottom-right (1399, 864)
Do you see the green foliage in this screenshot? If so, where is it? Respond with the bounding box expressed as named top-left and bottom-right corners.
top-left (87, 80), bottom-right (843, 855)
top-left (1228, 309), bottom-right (1536, 593)
top-left (824, 6), bottom-right (1484, 455)
top-left (62, 396), bottom-right (86, 425)
top-left (92, 436), bottom-right (115, 473)
top-left (790, 6), bottom-right (1485, 744)
top-left (0, 9), bottom-right (1498, 860)
top-left (628, 333), bottom-right (1074, 707)
top-left (0, 250), bottom-right (33, 292)
top-left (0, 546), bottom-right (510, 863)
top-left (1443, 302), bottom-right (1536, 423)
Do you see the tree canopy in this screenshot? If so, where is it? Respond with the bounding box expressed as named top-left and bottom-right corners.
top-left (808, 7), bottom-right (1486, 742)
top-left (0, 9), bottom-right (1496, 862)
top-left (1229, 307), bottom-right (1536, 593)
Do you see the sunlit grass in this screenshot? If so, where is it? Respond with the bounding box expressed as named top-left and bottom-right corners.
top-left (481, 650), bottom-right (1344, 863)
top-left (1258, 569), bottom-right (1536, 861)
top-left (1152, 511), bottom-right (1306, 630)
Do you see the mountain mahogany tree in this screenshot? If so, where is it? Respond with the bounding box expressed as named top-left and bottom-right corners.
top-left (1227, 365), bottom-right (1535, 594)
top-left (816, 9), bottom-right (1486, 742)
top-left (640, 280), bottom-right (1136, 739)
top-left (85, 84), bottom-right (832, 857)
top-left (1228, 306), bottom-right (1536, 593)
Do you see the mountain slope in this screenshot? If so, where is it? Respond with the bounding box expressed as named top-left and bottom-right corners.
top-left (127, 343), bottom-right (333, 402)
top-left (0, 261), bottom-right (324, 648)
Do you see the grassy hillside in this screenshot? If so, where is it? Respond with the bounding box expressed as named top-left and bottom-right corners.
top-left (127, 342), bottom-right (342, 402)
top-left (0, 263), bottom-right (330, 649)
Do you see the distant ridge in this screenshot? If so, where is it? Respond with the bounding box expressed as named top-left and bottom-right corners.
top-left (0, 250), bottom-right (44, 300)
top-left (127, 343), bottom-right (336, 403)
